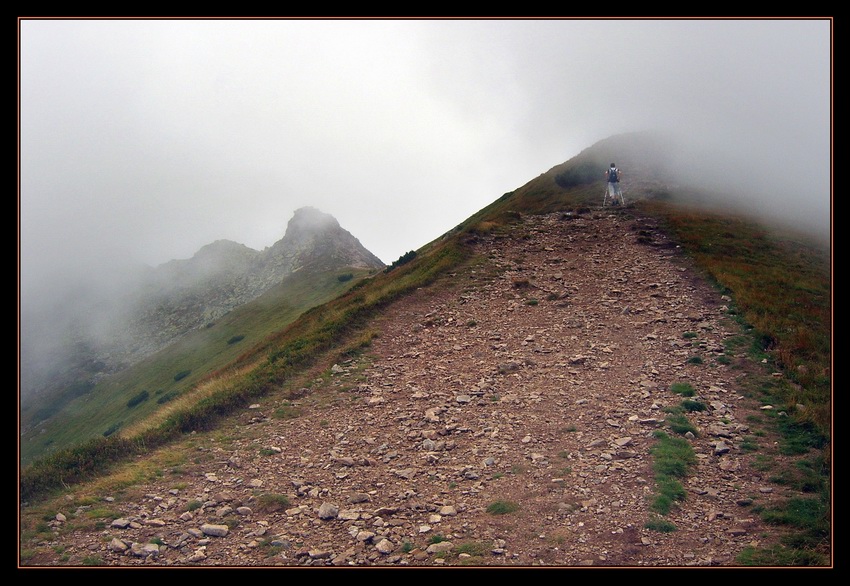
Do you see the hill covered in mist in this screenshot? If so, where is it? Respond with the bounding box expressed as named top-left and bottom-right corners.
top-left (19, 131), bottom-right (831, 568)
top-left (20, 207), bottom-right (385, 433)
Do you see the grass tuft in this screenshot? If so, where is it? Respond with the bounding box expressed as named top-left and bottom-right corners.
top-left (681, 399), bottom-right (707, 412)
top-left (665, 413), bottom-right (698, 436)
top-left (254, 493), bottom-right (290, 513)
top-left (644, 516), bottom-right (677, 533)
top-left (648, 431), bottom-right (696, 516)
top-left (669, 382), bottom-right (696, 397)
top-left (486, 500), bottom-right (520, 515)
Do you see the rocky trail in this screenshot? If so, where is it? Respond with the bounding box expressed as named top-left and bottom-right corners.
top-left (22, 208), bottom-right (798, 568)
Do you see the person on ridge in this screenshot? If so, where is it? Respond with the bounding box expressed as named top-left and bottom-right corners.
top-left (605, 163), bottom-right (624, 206)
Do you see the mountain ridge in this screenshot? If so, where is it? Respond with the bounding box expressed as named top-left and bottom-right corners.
top-left (20, 206), bottom-right (385, 431)
top-left (19, 204), bottom-right (830, 567)
top-left (19, 132), bottom-right (831, 568)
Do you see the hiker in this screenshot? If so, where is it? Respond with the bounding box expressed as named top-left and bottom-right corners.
top-left (605, 163), bottom-right (624, 206)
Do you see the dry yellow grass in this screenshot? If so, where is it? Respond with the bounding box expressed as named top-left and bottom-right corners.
top-left (117, 362), bottom-right (260, 439)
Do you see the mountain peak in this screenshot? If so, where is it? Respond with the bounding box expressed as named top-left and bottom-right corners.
top-left (270, 207), bottom-right (384, 271)
top-left (196, 239), bottom-right (254, 255)
top-left (285, 206), bottom-right (341, 236)
top-left (191, 239), bottom-right (256, 264)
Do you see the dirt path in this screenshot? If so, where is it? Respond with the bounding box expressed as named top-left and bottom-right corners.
top-left (21, 208), bottom-right (794, 567)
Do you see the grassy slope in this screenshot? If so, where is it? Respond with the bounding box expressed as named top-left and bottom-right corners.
top-left (20, 266), bottom-right (376, 467)
top-left (641, 200), bottom-right (831, 428)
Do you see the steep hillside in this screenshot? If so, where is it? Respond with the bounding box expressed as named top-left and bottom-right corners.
top-left (19, 265), bottom-right (378, 466)
top-left (19, 206), bottom-right (829, 567)
top-left (20, 132), bottom-right (831, 568)
top-left (20, 207), bottom-right (385, 464)
top-left (20, 207), bottom-right (384, 418)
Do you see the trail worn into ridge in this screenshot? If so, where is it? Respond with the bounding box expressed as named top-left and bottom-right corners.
top-left (23, 209), bottom-right (796, 568)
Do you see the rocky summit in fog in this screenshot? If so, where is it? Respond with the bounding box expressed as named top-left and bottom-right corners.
top-left (20, 207), bottom-right (384, 408)
top-left (128, 207), bottom-right (384, 357)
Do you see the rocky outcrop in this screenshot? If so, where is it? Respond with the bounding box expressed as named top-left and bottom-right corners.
top-left (256, 206), bottom-right (384, 279)
top-left (121, 207), bottom-right (384, 360)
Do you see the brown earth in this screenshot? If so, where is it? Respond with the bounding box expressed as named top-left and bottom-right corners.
top-left (20, 207), bottom-right (806, 568)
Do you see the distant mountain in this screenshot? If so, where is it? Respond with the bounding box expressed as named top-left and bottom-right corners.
top-left (123, 206), bottom-right (384, 362)
top-left (20, 207), bottom-right (385, 416)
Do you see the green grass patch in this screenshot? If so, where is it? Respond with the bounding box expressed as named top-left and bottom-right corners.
top-left (723, 334), bottom-right (749, 355)
top-left (776, 418), bottom-right (829, 455)
top-left (665, 414), bottom-right (698, 436)
top-left (760, 496), bottom-right (825, 529)
top-left (740, 437), bottom-right (759, 452)
top-left (486, 500), bottom-right (519, 515)
top-left (648, 431), bottom-right (696, 516)
top-left (643, 200), bottom-right (830, 430)
top-left (669, 382), bottom-right (696, 397)
top-left (84, 507), bottom-right (122, 520)
top-left (651, 432), bottom-right (697, 477)
top-left (758, 496), bottom-right (830, 553)
top-left (644, 516), bottom-right (677, 533)
top-left (769, 456), bottom-right (830, 495)
top-left (737, 544), bottom-right (829, 566)
top-left (651, 476), bottom-right (688, 515)
top-left (254, 493), bottom-right (290, 513)
top-left (455, 541), bottom-right (489, 558)
top-left (680, 399), bottom-right (707, 412)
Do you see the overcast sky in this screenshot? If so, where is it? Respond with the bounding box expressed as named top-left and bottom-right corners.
top-left (19, 18), bottom-right (832, 302)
